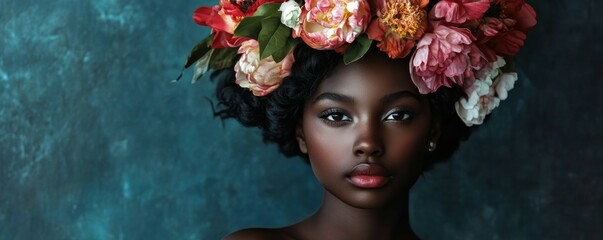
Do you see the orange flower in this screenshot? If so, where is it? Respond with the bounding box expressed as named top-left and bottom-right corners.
top-left (366, 0), bottom-right (429, 59)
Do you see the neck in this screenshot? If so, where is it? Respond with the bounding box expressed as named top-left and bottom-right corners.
top-left (302, 191), bottom-right (418, 240)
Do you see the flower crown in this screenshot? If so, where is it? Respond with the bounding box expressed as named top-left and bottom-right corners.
top-left (178, 0), bottom-right (537, 127)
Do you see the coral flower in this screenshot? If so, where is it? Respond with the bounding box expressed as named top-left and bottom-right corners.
top-left (296, 0), bottom-right (371, 50)
top-left (193, 0), bottom-right (285, 48)
top-left (477, 0), bottom-right (537, 57)
top-left (234, 40), bottom-right (295, 96)
top-left (366, 0), bottom-right (429, 59)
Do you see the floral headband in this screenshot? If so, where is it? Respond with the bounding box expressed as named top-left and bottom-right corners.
top-left (177, 0), bottom-right (537, 126)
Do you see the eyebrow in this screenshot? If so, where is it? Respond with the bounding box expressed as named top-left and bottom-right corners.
top-left (312, 90), bottom-right (421, 105)
top-left (380, 90), bottom-right (422, 105)
top-left (312, 92), bottom-right (355, 104)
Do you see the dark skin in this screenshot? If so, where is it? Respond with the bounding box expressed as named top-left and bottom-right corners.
top-left (225, 51), bottom-right (440, 240)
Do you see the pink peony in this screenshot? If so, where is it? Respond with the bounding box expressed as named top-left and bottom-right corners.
top-left (234, 40), bottom-right (295, 96)
top-left (410, 25), bottom-right (487, 94)
top-left (429, 0), bottom-right (490, 24)
top-left (295, 0), bottom-right (371, 50)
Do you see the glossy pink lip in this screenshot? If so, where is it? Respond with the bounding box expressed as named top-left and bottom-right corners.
top-left (346, 163), bottom-right (392, 189)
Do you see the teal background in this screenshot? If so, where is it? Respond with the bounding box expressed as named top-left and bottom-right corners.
top-left (1, 0), bottom-right (601, 239)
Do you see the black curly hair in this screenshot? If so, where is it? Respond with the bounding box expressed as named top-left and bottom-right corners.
top-left (213, 44), bottom-right (476, 171)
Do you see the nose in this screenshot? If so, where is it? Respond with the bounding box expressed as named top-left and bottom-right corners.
top-left (352, 119), bottom-right (384, 158)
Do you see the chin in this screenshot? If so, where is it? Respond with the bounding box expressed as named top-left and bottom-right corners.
top-left (330, 182), bottom-right (411, 209)
top-left (344, 193), bottom-right (399, 209)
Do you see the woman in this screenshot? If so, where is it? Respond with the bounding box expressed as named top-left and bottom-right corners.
top-left (218, 45), bottom-right (463, 239)
top-left (180, 0), bottom-right (537, 239)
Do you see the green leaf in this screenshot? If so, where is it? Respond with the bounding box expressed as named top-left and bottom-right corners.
top-left (209, 47), bottom-right (240, 69)
top-left (258, 18), bottom-right (290, 59)
top-left (173, 34), bottom-right (213, 81)
top-left (343, 34), bottom-right (373, 65)
top-left (252, 3), bottom-right (282, 17)
top-left (191, 49), bottom-right (214, 83)
top-left (272, 37), bottom-right (301, 63)
top-left (184, 34), bottom-right (213, 69)
top-left (233, 16), bottom-right (264, 39)
top-left (235, 3), bottom-right (283, 39)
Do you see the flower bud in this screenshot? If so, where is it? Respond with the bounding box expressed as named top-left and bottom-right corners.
top-left (279, 0), bottom-right (302, 30)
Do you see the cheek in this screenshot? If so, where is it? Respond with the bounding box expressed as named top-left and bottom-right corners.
top-left (302, 118), bottom-right (353, 181)
top-left (382, 125), bottom-right (430, 181)
top-left (384, 130), bottom-right (426, 158)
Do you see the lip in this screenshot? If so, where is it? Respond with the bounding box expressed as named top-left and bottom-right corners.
top-left (346, 163), bottom-right (392, 189)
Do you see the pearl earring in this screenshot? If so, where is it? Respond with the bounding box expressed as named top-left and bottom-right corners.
top-left (428, 141), bottom-right (437, 152)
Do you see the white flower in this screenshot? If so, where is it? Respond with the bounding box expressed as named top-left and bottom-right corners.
top-left (473, 55), bottom-right (505, 81)
top-left (493, 72), bottom-right (518, 100)
top-left (455, 56), bottom-right (518, 126)
top-left (279, 0), bottom-right (302, 30)
top-left (234, 40), bottom-right (295, 96)
top-left (455, 79), bottom-right (496, 126)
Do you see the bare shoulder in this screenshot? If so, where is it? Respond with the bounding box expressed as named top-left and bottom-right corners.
top-left (223, 228), bottom-right (296, 240)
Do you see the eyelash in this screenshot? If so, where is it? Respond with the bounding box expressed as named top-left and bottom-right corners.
top-left (319, 108), bottom-right (352, 125)
top-left (384, 110), bottom-right (414, 122)
top-left (319, 108), bottom-right (415, 125)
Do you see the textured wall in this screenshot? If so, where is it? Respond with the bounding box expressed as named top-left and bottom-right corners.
top-left (0, 0), bottom-right (601, 239)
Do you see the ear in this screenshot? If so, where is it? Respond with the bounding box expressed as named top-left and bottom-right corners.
top-left (296, 122), bottom-right (308, 154)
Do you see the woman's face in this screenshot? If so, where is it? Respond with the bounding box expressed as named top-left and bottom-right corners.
top-left (297, 52), bottom-right (437, 208)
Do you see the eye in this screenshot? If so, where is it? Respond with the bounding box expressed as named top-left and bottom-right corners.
top-left (384, 111), bottom-right (413, 121)
top-left (320, 109), bottom-right (352, 123)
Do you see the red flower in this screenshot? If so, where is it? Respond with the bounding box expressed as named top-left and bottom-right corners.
top-left (477, 0), bottom-right (537, 57)
top-left (193, 0), bottom-right (285, 48)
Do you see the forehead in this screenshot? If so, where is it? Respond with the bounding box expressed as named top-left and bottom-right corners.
top-left (315, 52), bottom-right (420, 98)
